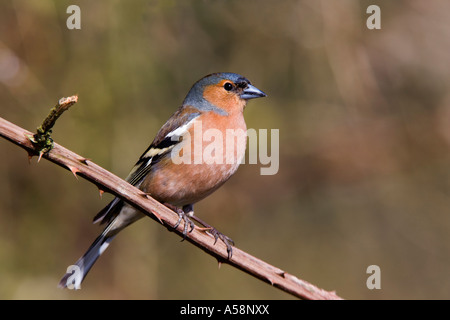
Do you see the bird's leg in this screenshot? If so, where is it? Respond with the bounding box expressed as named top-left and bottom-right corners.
top-left (166, 204), bottom-right (195, 240)
top-left (191, 214), bottom-right (235, 259)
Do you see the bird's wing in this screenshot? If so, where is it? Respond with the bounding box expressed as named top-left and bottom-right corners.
top-left (93, 106), bottom-right (200, 225)
top-left (125, 107), bottom-right (200, 186)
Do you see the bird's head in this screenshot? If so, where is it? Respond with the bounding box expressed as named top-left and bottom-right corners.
top-left (183, 72), bottom-right (266, 115)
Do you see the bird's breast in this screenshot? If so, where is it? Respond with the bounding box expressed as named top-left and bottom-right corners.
top-left (142, 111), bottom-right (247, 206)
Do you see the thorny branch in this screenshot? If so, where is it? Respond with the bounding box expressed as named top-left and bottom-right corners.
top-left (0, 97), bottom-right (343, 300)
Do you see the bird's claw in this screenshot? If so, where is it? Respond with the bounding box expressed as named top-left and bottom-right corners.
top-left (205, 227), bottom-right (234, 259)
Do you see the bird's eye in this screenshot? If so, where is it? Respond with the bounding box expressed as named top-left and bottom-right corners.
top-left (224, 82), bottom-right (233, 91)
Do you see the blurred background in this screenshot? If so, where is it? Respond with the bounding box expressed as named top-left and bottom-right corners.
top-left (1, 0), bottom-right (450, 299)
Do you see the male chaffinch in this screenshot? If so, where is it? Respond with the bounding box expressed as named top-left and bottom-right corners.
top-left (59, 72), bottom-right (266, 289)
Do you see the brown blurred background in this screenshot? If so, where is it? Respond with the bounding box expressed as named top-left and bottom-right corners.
top-left (1, 0), bottom-right (450, 299)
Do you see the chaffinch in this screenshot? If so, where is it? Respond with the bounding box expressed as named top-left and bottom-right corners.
top-left (59, 72), bottom-right (266, 289)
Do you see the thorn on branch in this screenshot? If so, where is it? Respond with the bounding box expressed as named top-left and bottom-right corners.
top-left (66, 164), bottom-right (80, 179)
top-left (78, 157), bottom-right (90, 165)
top-left (150, 209), bottom-right (163, 224)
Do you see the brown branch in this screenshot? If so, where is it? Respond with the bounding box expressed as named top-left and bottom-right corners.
top-left (0, 109), bottom-right (343, 300)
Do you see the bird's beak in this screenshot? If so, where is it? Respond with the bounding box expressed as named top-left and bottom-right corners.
top-left (241, 84), bottom-right (267, 100)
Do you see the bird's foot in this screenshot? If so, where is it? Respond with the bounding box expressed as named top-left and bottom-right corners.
top-left (191, 215), bottom-right (235, 259)
top-left (207, 227), bottom-right (235, 259)
top-left (173, 206), bottom-right (195, 240)
top-left (165, 203), bottom-right (235, 259)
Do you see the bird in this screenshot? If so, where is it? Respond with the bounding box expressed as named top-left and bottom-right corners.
top-left (59, 72), bottom-right (266, 289)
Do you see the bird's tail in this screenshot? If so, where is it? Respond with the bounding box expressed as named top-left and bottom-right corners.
top-left (58, 230), bottom-right (115, 290)
top-left (59, 200), bottom-right (143, 289)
